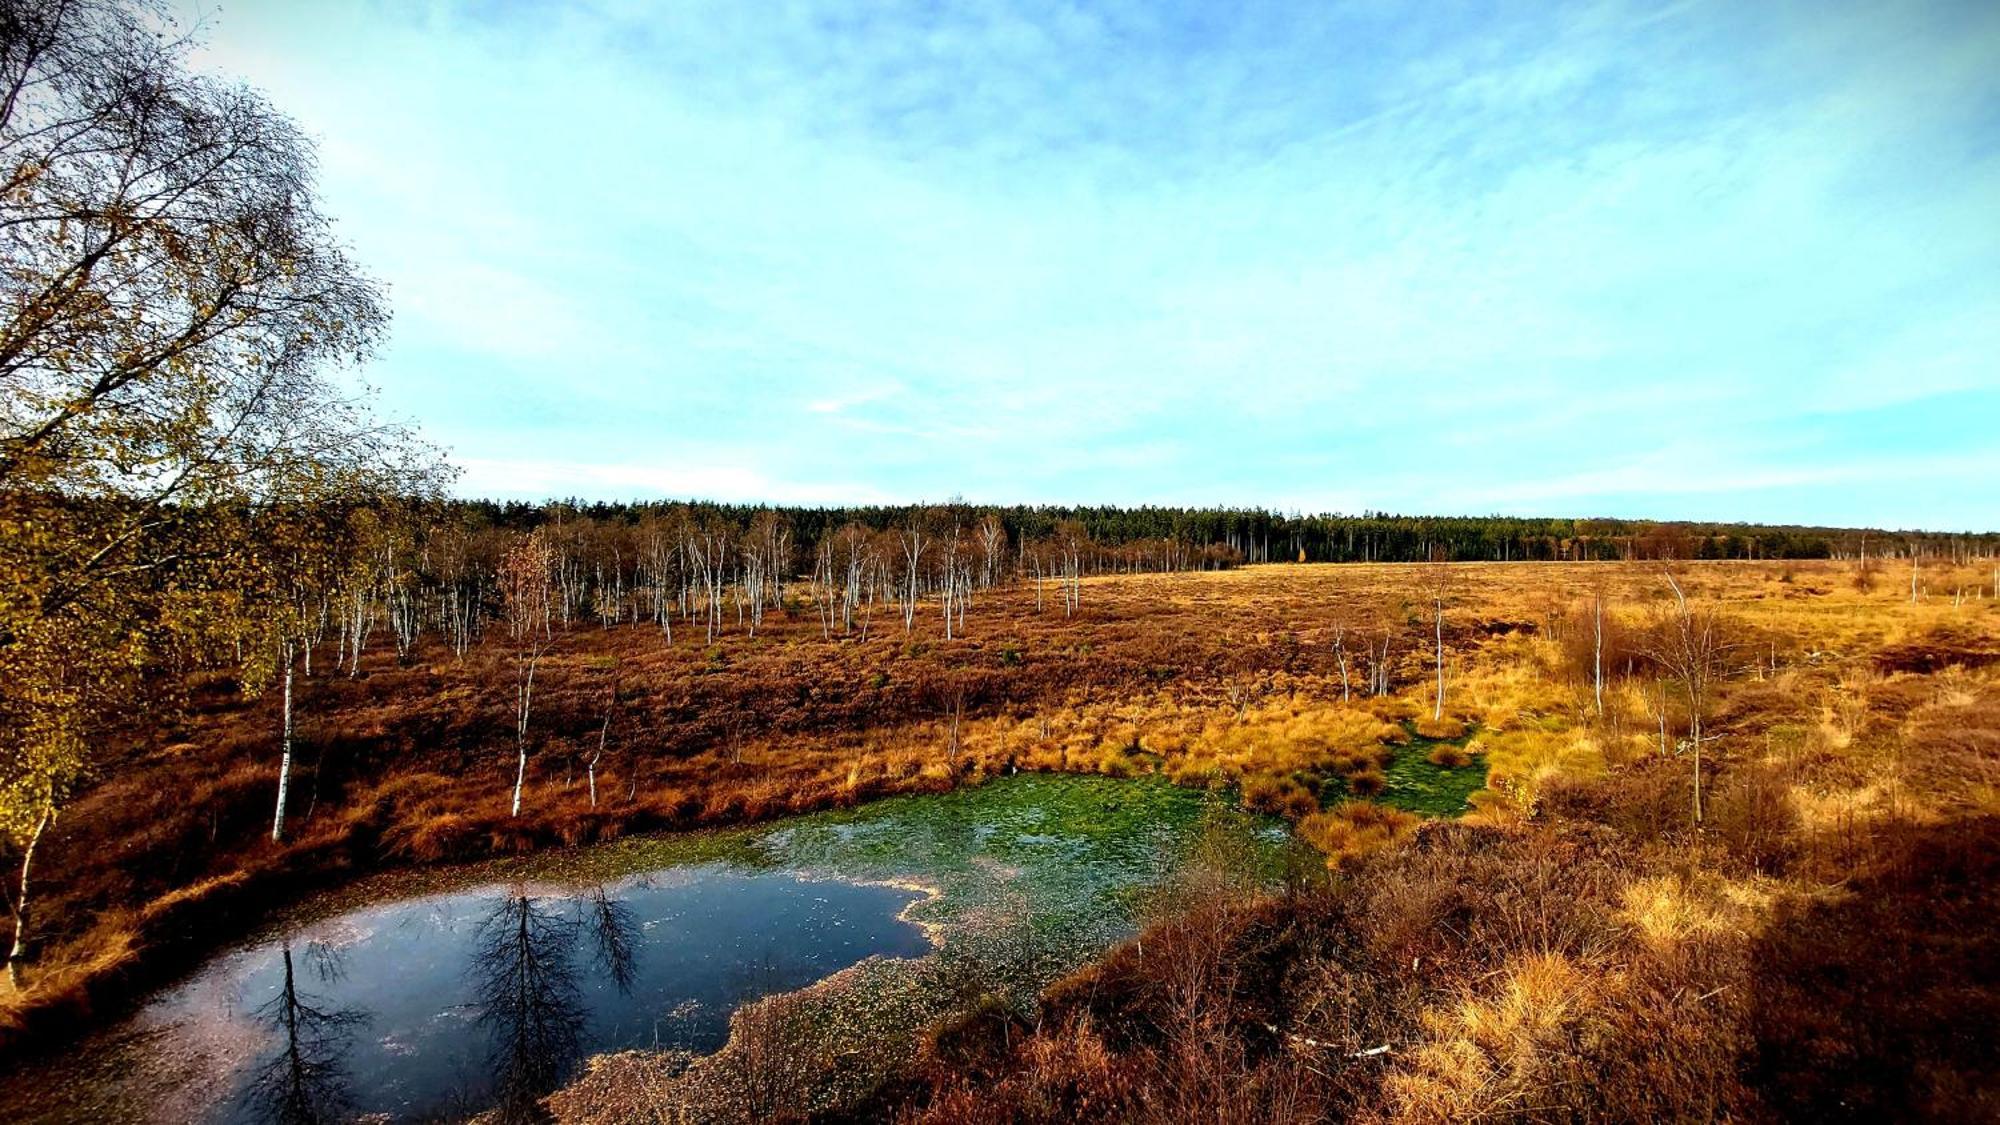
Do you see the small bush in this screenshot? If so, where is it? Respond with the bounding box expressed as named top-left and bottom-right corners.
top-left (1707, 763), bottom-right (1797, 876)
top-left (389, 812), bottom-right (479, 862)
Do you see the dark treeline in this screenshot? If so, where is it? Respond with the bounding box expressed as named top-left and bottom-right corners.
top-left (450, 499), bottom-right (1997, 566)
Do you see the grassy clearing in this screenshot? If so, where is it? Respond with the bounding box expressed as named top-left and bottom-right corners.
top-left (1380, 731), bottom-right (1487, 817)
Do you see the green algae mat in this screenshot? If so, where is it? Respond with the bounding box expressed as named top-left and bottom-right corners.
top-left (526, 771), bottom-right (1307, 994)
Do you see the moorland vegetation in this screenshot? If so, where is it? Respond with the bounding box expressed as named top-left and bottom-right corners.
top-left (1, 2), bottom-right (1996, 1120)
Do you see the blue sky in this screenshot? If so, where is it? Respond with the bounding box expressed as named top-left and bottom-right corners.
top-left (190, 0), bottom-right (2000, 528)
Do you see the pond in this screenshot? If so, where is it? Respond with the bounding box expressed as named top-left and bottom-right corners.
top-left (19, 773), bottom-right (1303, 1123)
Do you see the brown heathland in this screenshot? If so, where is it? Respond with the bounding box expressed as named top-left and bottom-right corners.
top-left (4, 558), bottom-right (1997, 1122)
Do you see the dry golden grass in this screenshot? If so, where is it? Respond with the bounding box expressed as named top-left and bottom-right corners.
top-left (869, 558), bottom-right (2000, 1124)
top-left (6, 557), bottom-right (1998, 1119)
top-left (1298, 800), bottom-right (1419, 866)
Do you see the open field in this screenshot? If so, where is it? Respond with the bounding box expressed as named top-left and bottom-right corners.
top-left (8, 4), bottom-right (1999, 1119)
top-left (3, 555), bottom-right (1997, 1119)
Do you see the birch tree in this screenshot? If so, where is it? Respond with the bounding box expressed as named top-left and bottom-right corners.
top-left (1421, 550), bottom-right (1456, 721)
top-left (834, 522), bottom-right (873, 636)
top-left (684, 518), bottom-right (731, 644)
top-left (246, 509), bottom-right (347, 845)
top-left (432, 519), bottom-right (484, 658)
top-left (1055, 520), bottom-right (1087, 617)
top-left (588, 666), bottom-right (617, 809)
top-left (1367, 606), bottom-right (1397, 697)
top-left (1331, 617), bottom-right (1352, 702)
top-left (501, 532), bottom-right (556, 818)
top-left (976, 514), bottom-right (1006, 590)
top-left (811, 535), bottom-right (838, 640)
top-left (1647, 570), bottom-right (1736, 825)
top-left (898, 515), bottom-right (929, 635)
top-left (0, 0), bottom-right (444, 988)
top-left (637, 511), bottom-right (678, 644)
top-left (938, 522), bottom-right (969, 640)
top-left (1584, 571), bottom-right (1614, 718)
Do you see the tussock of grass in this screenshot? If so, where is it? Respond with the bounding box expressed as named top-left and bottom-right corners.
top-left (1297, 800), bottom-right (1417, 866)
top-left (1425, 742), bottom-right (1470, 768)
top-left (1410, 714), bottom-right (1466, 740)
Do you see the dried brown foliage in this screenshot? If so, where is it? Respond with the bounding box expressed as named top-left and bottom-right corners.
top-left (2, 558), bottom-right (1996, 1125)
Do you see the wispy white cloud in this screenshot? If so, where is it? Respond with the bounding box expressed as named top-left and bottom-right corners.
top-left (453, 457), bottom-right (894, 506)
top-left (1468, 446), bottom-right (2000, 505)
top-left (184, 0), bottom-right (2000, 525)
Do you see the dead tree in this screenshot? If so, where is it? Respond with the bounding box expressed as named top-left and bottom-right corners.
top-left (1331, 619), bottom-right (1352, 702)
top-left (1421, 550), bottom-right (1456, 721)
top-left (1647, 570), bottom-right (1735, 825)
top-left (588, 669), bottom-right (617, 808)
top-left (899, 517), bottom-right (929, 635)
top-left (501, 533), bottom-right (556, 817)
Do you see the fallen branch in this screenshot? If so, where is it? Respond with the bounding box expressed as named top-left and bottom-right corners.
top-left (1265, 1023), bottom-right (1394, 1058)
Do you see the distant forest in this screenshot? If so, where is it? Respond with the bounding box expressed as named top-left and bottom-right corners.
top-left (453, 499), bottom-right (1996, 566)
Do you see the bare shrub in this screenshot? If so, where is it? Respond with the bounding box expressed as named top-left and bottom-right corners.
top-left (1708, 762), bottom-right (1798, 875)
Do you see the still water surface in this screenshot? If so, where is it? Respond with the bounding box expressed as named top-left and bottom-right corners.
top-left (175, 867), bottom-right (928, 1121)
top-left (22, 774), bottom-right (1300, 1123)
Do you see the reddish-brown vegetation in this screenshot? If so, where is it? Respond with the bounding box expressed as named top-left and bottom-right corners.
top-left (3, 558), bottom-right (1997, 1125)
top-left (863, 562), bottom-right (2000, 1124)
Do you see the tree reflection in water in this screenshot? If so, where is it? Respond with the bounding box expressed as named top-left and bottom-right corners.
top-left (587, 887), bottom-right (637, 994)
top-left (240, 940), bottom-right (365, 1125)
top-left (471, 885), bottom-right (637, 1123)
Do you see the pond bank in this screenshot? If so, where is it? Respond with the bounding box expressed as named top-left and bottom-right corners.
top-left (8, 774), bottom-right (1306, 1123)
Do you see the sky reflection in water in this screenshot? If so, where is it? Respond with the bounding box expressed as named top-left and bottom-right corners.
top-left (157, 865), bottom-right (928, 1123)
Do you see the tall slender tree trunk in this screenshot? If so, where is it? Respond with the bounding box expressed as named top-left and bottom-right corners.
top-left (7, 807), bottom-right (51, 987)
top-left (589, 708), bottom-right (610, 809)
top-left (512, 653), bottom-right (537, 817)
top-left (1656, 680), bottom-right (1669, 757)
top-left (1334, 629), bottom-right (1350, 701)
top-left (1690, 690), bottom-right (1704, 824)
top-left (512, 742), bottom-right (529, 818)
top-left (272, 642), bottom-right (296, 843)
top-left (1592, 593), bottom-right (1605, 717)
top-left (1434, 600), bottom-right (1445, 721)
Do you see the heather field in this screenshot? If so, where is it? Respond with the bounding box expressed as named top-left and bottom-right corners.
top-left (5, 557), bottom-right (1997, 1120)
top-left (6, 3), bottom-right (1998, 1118)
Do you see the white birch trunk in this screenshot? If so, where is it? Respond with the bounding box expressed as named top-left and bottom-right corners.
top-left (1433, 601), bottom-right (1445, 721)
top-left (512, 654), bottom-right (537, 817)
top-left (7, 807), bottom-right (51, 985)
top-left (1592, 593), bottom-right (1605, 716)
top-left (272, 642), bottom-right (295, 843)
